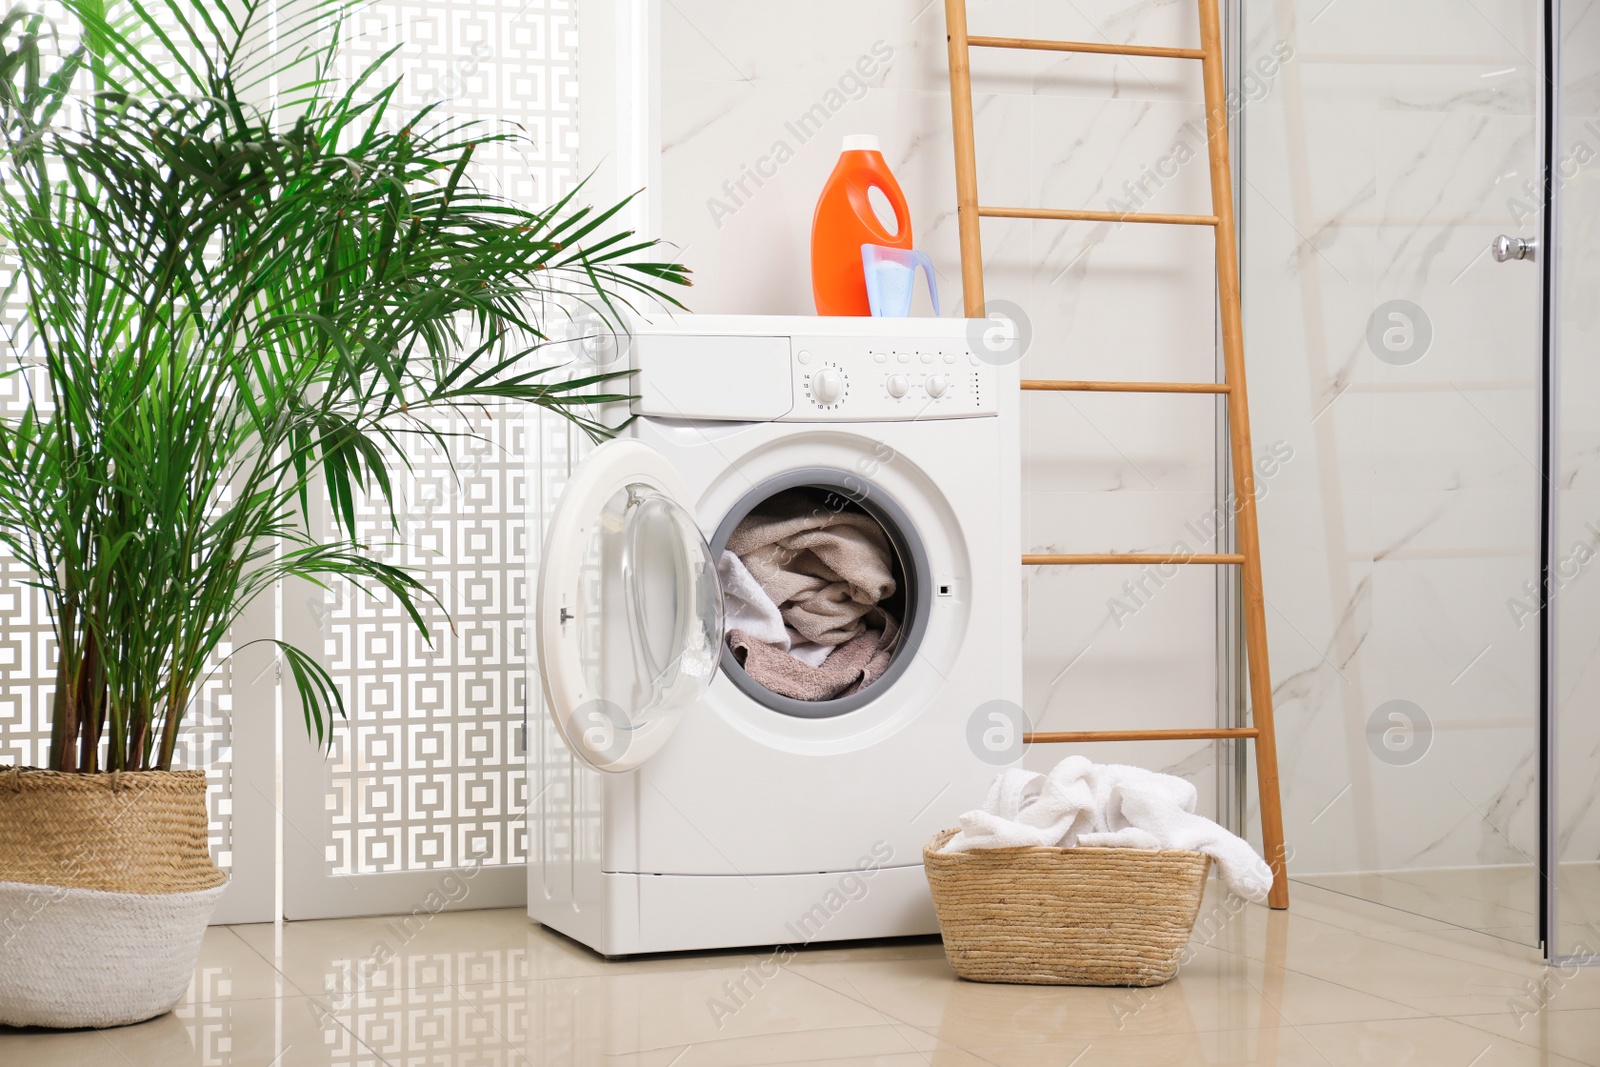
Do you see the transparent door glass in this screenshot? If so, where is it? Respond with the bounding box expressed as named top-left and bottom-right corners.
top-left (559, 483), bottom-right (722, 770)
top-left (1241, 0), bottom-right (1544, 943)
top-left (1552, 0), bottom-right (1600, 963)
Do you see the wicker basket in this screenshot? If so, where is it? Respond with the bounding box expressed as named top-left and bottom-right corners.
top-left (0, 767), bottom-right (227, 1028)
top-left (923, 828), bottom-right (1210, 986)
top-left (0, 767), bottom-right (226, 893)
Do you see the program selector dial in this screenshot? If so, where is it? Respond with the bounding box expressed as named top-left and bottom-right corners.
top-left (885, 373), bottom-right (910, 398)
top-left (924, 374), bottom-right (949, 398)
top-left (810, 366), bottom-right (845, 406)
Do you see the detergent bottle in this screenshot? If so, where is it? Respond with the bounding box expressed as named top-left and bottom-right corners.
top-left (811, 135), bottom-right (912, 316)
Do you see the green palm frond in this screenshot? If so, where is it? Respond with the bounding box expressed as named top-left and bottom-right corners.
top-left (0, 0), bottom-right (688, 771)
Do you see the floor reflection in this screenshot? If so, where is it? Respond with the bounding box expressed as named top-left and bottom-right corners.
top-left (2, 879), bottom-right (1597, 1065)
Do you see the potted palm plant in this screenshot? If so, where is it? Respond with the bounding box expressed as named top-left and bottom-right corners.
top-left (0, 0), bottom-right (684, 1028)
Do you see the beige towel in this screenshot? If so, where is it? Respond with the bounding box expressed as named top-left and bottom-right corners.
top-left (727, 490), bottom-right (897, 647)
top-left (728, 612), bottom-right (900, 702)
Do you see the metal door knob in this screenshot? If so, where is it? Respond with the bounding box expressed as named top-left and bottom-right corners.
top-left (1492, 235), bottom-right (1536, 262)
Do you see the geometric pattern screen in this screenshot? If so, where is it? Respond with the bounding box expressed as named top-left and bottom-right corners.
top-left (318, 0), bottom-right (578, 875)
top-left (0, 376), bottom-right (69, 777)
top-left (0, 1), bottom-right (577, 892)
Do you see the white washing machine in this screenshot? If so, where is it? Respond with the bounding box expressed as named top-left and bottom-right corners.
top-left (527, 315), bottom-right (1020, 955)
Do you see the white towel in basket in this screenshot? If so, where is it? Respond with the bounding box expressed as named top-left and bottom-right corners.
top-left (940, 755), bottom-right (1274, 901)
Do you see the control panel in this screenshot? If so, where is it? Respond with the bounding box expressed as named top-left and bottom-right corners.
top-left (629, 319), bottom-right (1004, 423)
top-left (790, 337), bottom-right (997, 421)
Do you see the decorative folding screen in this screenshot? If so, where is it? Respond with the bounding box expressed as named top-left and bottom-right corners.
top-left (0, 0), bottom-right (581, 932)
top-left (280, 0), bottom-right (580, 922)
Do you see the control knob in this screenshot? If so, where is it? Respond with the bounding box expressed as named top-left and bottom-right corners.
top-left (885, 373), bottom-right (910, 398)
top-left (811, 367), bottom-right (845, 406)
top-left (925, 374), bottom-right (949, 398)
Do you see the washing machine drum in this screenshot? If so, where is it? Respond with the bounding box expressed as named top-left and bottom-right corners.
top-left (709, 468), bottom-right (931, 720)
top-left (537, 445), bottom-right (930, 774)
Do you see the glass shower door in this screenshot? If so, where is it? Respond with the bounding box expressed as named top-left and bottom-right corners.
top-left (1240, 0), bottom-right (1546, 944)
top-left (1551, 0), bottom-right (1600, 963)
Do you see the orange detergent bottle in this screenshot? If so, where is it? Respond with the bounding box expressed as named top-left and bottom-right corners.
top-left (811, 135), bottom-right (912, 316)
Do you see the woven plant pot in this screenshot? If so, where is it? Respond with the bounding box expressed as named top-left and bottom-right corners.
top-left (923, 828), bottom-right (1209, 986)
top-left (0, 767), bottom-right (228, 1028)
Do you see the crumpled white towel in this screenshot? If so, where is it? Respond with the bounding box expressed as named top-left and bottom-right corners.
top-left (720, 551), bottom-right (787, 647)
top-left (718, 552), bottom-right (830, 667)
top-left (941, 755), bottom-right (1275, 901)
top-left (788, 639), bottom-right (831, 667)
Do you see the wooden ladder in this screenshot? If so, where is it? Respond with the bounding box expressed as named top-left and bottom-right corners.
top-left (943, 0), bottom-right (1288, 908)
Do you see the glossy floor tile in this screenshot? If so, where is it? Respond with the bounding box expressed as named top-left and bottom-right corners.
top-left (1299, 867), bottom-right (1542, 943)
top-left (1, 879), bottom-right (1596, 1065)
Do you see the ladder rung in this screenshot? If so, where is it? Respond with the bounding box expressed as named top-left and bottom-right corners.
top-left (979, 206), bottom-right (1218, 226)
top-left (967, 35), bottom-right (1207, 61)
top-left (1024, 728), bottom-right (1260, 744)
top-left (1024, 553), bottom-right (1245, 566)
top-left (1022, 379), bottom-right (1230, 394)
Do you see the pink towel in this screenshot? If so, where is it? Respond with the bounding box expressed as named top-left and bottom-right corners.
top-left (727, 490), bottom-right (897, 647)
top-left (728, 612), bottom-right (900, 702)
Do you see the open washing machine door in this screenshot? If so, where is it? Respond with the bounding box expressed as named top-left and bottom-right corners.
top-left (536, 439), bottom-right (724, 772)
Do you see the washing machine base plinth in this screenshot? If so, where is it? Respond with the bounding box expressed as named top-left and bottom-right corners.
top-left (530, 864), bottom-right (939, 957)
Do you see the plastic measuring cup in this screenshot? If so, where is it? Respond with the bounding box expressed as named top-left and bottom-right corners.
top-left (861, 244), bottom-right (940, 317)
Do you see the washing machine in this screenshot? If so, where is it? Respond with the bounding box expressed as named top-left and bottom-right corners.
top-left (527, 315), bottom-right (1020, 955)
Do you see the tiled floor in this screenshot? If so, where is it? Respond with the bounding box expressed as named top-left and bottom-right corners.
top-left (1301, 863), bottom-right (1600, 953)
top-left (2, 879), bottom-right (1598, 1065)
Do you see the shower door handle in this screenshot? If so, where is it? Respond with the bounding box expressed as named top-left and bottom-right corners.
top-left (1492, 234), bottom-right (1537, 262)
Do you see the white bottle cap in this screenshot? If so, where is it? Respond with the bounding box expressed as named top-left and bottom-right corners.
top-left (842, 134), bottom-right (880, 153)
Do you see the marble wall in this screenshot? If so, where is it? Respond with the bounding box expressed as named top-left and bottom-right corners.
top-left (1238, 0), bottom-right (1547, 921)
top-left (657, 0), bottom-right (1237, 820)
top-left (654, 0), bottom-right (1566, 905)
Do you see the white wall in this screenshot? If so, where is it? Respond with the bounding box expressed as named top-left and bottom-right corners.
top-left (656, 0), bottom-right (1245, 822)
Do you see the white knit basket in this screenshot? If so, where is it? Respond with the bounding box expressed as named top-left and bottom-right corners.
top-left (0, 879), bottom-right (227, 1028)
